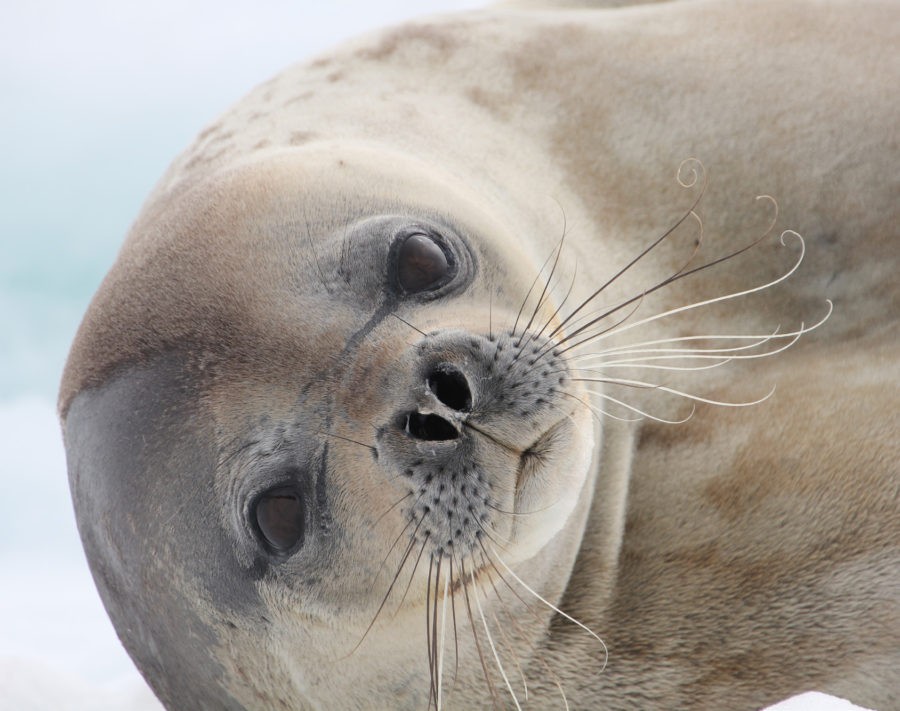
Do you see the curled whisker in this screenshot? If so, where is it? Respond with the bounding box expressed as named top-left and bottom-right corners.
top-left (582, 297), bottom-right (831, 368)
top-left (546, 162), bottom-right (709, 343)
top-left (574, 231), bottom-right (812, 351)
top-left (754, 194), bottom-right (780, 242)
top-left (676, 156), bottom-right (705, 189)
top-left (551, 208), bottom-right (796, 361)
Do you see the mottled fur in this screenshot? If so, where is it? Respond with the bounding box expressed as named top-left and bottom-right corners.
top-left (62, 1), bottom-right (898, 709)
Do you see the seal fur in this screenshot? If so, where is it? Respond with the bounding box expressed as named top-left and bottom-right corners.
top-left (61, 0), bottom-right (899, 708)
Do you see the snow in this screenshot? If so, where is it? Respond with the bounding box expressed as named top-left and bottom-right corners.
top-left (766, 693), bottom-right (873, 711)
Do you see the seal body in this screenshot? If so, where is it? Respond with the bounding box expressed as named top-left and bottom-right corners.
top-left (61, 1), bottom-right (899, 709)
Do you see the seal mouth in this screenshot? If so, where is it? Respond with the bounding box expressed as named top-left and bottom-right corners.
top-left (515, 417), bottom-right (568, 496)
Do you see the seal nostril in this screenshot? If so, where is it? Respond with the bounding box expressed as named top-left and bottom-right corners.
top-left (406, 412), bottom-right (459, 441)
top-left (427, 364), bottom-right (473, 412)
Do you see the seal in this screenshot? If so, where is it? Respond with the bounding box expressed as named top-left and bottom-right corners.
top-left (60, 0), bottom-right (899, 708)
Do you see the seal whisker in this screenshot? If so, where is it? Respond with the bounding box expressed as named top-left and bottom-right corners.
top-left (529, 199), bottom-right (581, 345)
top-left (534, 207), bottom-right (703, 363)
top-left (575, 388), bottom-right (696, 424)
top-left (491, 547), bottom-right (609, 672)
top-left (486, 500), bottom-right (560, 517)
top-left (437, 559), bottom-right (451, 711)
top-left (345, 527), bottom-right (421, 659)
top-left (532, 260), bottom-right (580, 346)
top-left (529, 294), bottom-right (645, 371)
top-left (303, 214), bottom-right (330, 291)
top-left (477, 552), bottom-right (593, 708)
top-left (460, 557), bottom-right (501, 709)
top-left (446, 556), bottom-right (461, 700)
top-left (548, 211), bottom-right (787, 360)
top-left (512, 231), bottom-right (568, 338)
top-left (478, 555), bottom-right (532, 701)
top-left (572, 308), bottom-right (830, 366)
top-left (561, 389), bottom-right (644, 424)
top-left (472, 518), bottom-right (514, 554)
top-left (579, 377), bottom-right (779, 409)
top-left (545, 160), bottom-right (708, 344)
top-left (390, 312), bottom-right (428, 337)
top-left (569, 328), bottom-right (789, 359)
top-left (517, 228), bottom-right (569, 350)
top-left (489, 604), bottom-right (529, 702)
top-left (396, 537), bottom-right (431, 614)
top-left (564, 231), bottom-right (815, 357)
top-left (372, 491), bottom-right (413, 528)
top-left (376, 499), bottom-right (426, 578)
top-left (572, 359), bottom-right (734, 373)
top-left (471, 561), bottom-right (522, 710)
top-left (426, 556), bottom-right (437, 709)
top-left (316, 429), bottom-right (377, 455)
top-left (480, 555), bottom-right (574, 710)
top-left (476, 542), bottom-right (567, 632)
top-left (431, 557), bottom-right (443, 710)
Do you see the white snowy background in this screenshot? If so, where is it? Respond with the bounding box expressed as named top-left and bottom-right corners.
top-left (0, 1), bottom-right (874, 709)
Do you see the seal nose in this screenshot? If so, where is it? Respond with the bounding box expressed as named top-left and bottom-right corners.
top-left (426, 364), bottom-right (472, 412)
top-left (404, 412), bottom-right (459, 441)
top-left (401, 364), bottom-right (472, 442)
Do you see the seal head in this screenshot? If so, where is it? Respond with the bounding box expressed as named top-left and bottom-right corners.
top-left (62, 146), bottom-right (597, 708)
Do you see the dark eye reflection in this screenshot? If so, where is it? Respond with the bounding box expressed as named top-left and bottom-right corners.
top-left (253, 486), bottom-right (306, 554)
top-left (396, 232), bottom-right (453, 293)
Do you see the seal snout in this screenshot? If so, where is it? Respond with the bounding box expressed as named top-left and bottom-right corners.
top-left (426, 363), bottom-right (472, 413)
top-left (400, 363), bottom-right (473, 443)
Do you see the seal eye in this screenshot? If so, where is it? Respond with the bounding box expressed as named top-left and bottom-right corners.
top-left (396, 232), bottom-right (453, 293)
top-left (252, 486), bottom-right (306, 554)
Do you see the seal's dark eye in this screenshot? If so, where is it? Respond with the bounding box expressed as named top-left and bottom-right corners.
top-left (396, 232), bottom-right (453, 293)
top-left (252, 486), bottom-right (306, 554)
